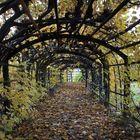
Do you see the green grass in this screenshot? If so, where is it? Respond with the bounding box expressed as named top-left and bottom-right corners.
top-left (131, 82), bottom-right (140, 105)
top-left (73, 72), bottom-right (82, 82)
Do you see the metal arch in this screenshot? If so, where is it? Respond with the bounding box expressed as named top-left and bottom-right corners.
top-left (42, 49), bottom-right (95, 62)
top-left (3, 17), bottom-right (139, 45)
top-left (24, 43), bottom-right (105, 64)
top-left (25, 45), bottom-right (107, 70)
top-left (8, 33), bottom-right (127, 61)
top-left (49, 59), bottom-right (92, 69)
top-left (9, 40), bottom-right (109, 70)
top-left (0, 0), bottom-right (137, 63)
top-left (38, 53), bottom-right (94, 69)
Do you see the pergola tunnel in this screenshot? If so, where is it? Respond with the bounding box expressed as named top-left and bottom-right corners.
top-left (0, 0), bottom-right (140, 139)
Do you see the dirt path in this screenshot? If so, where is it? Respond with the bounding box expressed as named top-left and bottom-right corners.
top-left (12, 83), bottom-right (136, 140)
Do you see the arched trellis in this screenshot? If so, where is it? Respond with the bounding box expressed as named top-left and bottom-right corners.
top-left (0, 32), bottom-right (129, 113)
top-left (8, 33), bottom-right (127, 58)
top-left (16, 43), bottom-right (114, 108)
top-left (0, 0), bottom-right (139, 119)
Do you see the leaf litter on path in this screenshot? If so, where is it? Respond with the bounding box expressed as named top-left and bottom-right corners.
top-left (12, 83), bottom-right (139, 140)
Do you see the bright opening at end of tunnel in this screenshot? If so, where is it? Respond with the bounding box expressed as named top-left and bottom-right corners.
top-left (67, 68), bottom-right (82, 82)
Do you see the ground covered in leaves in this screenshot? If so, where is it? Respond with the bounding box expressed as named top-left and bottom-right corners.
top-left (12, 83), bottom-right (138, 140)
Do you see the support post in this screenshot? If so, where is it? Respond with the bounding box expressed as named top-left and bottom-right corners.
top-left (40, 66), bottom-right (47, 87)
top-left (85, 69), bottom-right (88, 88)
top-left (123, 58), bottom-right (130, 116)
top-left (35, 62), bottom-right (39, 82)
top-left (98, 63), bottom-right (103, 102)
top-left (2, 60), bottom-right (11, 113)
top-left (103, 60), bottom-right (110, 107)
top-left (59, 70), bottom-right (63, 83)
top-left (47, 67), bottom-right (50, 89)
top-left (3, 60), bottom-right (10, 87)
